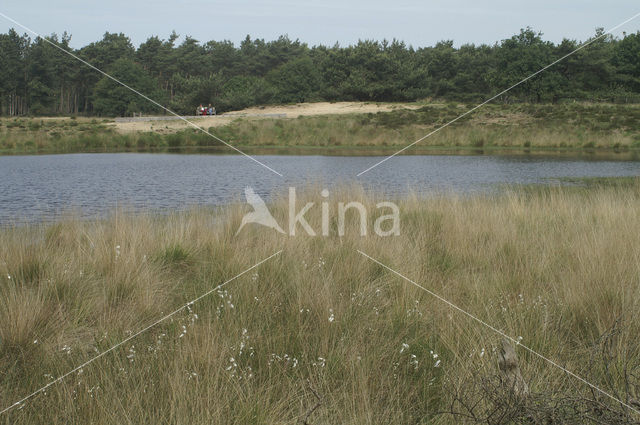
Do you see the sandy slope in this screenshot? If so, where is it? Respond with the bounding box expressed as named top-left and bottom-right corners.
top-left (112, 101), bottom-right (420, 133)
top-left (226, 101), bottom-right (419, 117)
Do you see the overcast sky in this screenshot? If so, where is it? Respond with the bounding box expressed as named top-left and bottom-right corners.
top-left (1, 1), bottom-right (639, 49)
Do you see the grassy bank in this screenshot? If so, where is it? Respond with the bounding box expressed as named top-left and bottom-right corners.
top-left (1, 182), bottom-right (640, 423)
top-left (2, 102), bottom-right (640, 155)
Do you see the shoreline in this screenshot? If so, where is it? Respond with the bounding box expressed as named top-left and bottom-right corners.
top-left (1, 144), bottom-right (639, 160)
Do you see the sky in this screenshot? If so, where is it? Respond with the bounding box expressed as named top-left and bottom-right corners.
top-left (0, 0), bottom-right (639, 49)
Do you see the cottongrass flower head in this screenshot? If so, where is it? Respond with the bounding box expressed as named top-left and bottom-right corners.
top-left (430, 350), bottom-right (441, 368)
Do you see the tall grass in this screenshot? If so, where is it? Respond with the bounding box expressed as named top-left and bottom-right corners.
top-left (1, 182), bottom-right (640, 423)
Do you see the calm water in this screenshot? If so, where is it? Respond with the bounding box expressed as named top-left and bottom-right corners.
top-left (1, 153), bottom-right (640, 223)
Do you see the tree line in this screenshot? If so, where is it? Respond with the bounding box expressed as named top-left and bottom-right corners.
top-left (1, 27), bottom-right (639, 116)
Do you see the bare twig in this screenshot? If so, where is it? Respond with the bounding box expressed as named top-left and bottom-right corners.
top-left (302, 379), bottom-right (322, 425)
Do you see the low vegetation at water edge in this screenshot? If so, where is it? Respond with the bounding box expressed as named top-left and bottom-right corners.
top-left (2, 102), bottom-right (640, 155)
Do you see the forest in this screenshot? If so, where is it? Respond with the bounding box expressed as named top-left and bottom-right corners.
top-left (1, 27), bottom-right (640, 116)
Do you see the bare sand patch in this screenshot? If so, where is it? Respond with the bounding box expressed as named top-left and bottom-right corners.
top-left (111, 102), bottom-right (421, 133)
top-left (111, 116), bottom-right (237, 133)
top-left (226, 101), bottom-right (420, 118)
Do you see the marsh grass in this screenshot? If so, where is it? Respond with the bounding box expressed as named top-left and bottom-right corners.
top-left (1, 182), bottom-right (640, 423)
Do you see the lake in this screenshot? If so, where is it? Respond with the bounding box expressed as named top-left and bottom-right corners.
top-left (1, 153), bottom-right (640, 223)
